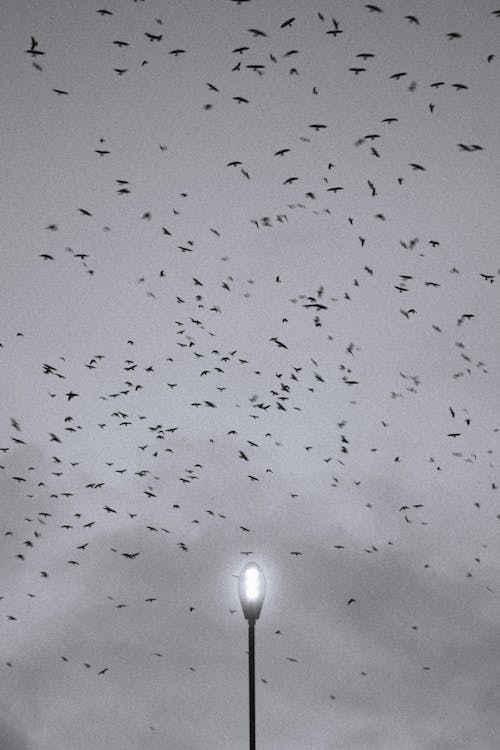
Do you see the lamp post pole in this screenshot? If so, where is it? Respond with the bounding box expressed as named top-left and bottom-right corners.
top-left (248, 618), bottom-right (256, 750)
top-left (238, 562), bottom-right (265, 750)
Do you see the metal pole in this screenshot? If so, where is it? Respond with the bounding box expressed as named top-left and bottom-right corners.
top-left (248, 619), bottom-right (256, 750)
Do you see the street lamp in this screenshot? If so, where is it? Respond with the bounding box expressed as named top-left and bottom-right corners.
top-left (238, 562), bottom-right (266, 750)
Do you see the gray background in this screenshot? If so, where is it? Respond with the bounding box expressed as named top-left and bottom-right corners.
top-left (1, 0), bottom-right (500, 748)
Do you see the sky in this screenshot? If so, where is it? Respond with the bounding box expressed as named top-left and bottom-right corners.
top-left (1, 0), bottom-right (500, 748)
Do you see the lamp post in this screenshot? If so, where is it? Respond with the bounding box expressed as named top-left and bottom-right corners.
top-left (238, 562), bottom-right (266, 750)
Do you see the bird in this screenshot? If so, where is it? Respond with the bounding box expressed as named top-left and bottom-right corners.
top-left (269, 337), bottom-right (288, 349)
top-left (25, 36), bottom-right (45, 56)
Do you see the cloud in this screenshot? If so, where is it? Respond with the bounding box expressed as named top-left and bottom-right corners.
top-left (0, 715), bottom-right (31, 750)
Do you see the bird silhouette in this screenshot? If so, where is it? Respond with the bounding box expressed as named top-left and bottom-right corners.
top-left (25, 36), bottom-right (45, 56)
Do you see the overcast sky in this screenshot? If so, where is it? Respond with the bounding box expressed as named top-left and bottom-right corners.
top-left (2, 1), bottom-right (500, 748)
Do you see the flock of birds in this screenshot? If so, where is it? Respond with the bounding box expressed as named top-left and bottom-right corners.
top-left (2, 1), bottom-right (500, 745)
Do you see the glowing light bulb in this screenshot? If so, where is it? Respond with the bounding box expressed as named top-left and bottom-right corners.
top-left (245, 567), bottom-right (260, 600)
top-left (238, 562), bottom-right (266, 620)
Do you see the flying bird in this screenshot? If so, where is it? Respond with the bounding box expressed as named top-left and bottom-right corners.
top-left (269, 337), bottom-right (288, 349)
top-left (25, 37), bottom-right (45, 56)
